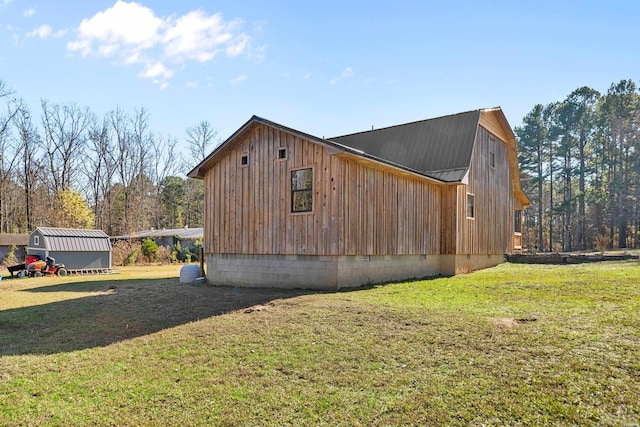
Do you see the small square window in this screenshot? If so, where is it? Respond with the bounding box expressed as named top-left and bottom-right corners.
top-left (278, 148), bottom-right (287, 159)
top-left (467, 193), bottom-right (475, 219)
top-left (490, 152), bottom-right (495, 168)
top-left (241, 155), bottom-right (248, 165)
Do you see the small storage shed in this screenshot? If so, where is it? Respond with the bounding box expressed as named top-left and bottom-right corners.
top-left (28, 227), bottom-right (112, 271)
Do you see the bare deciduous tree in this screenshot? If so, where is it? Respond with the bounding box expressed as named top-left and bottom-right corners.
top-left (12, 101), bottom-right (41, 231)
top-left (185, 120), bottom-right (219, 169)
top-left (40, 100), bottom-right (94, 193)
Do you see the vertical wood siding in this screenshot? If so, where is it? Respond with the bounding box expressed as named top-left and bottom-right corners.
top-left (204, 124), bottom-right (441, 256)
top-left (440, 185), bottom-right (458, 255)
top-left (453, 126), bottom-right (515, 254)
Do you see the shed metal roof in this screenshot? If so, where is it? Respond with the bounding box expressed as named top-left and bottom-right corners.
top-left (329, 110), bottom-right (480, 182)
top-left (34, 227), bottom-right (112, 252)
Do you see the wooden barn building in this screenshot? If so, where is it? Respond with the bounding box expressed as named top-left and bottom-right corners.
top-left (188, 108), bottom-right (530, 289)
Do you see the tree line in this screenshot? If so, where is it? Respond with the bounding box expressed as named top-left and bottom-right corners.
top-left (516, 79), bottom-right (640, 252)
top-left (0, 78), bottom-right (219, 236)
top-left (4, 76), bottom-right (638, 252)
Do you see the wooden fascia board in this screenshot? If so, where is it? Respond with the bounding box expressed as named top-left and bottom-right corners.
top-left (187, 116), bottom-right (352, 179)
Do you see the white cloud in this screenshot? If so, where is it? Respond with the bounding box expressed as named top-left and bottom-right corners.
top-left (67, 1), bottom-right (253, 87)
top-left (341, 67), bottom-right (354, 78)
top-left (27, 24), bottom-right (67, 38)
top-left (139, 61), bottom-right (173, 79)
top-left (163, 10), bottom-right (247, 61)
top-left (226, 33), bottom-right (249, 57)
top-left (186, 81), bottom-right (198, 89)
top-left (230, 74), bottom-right (246, 85)
top-left (330, 66), bottom-right (354, 85)
top-left (24, 7), bottom-right (36, 17)
top-left (68, 1), bottom-right (163, 56)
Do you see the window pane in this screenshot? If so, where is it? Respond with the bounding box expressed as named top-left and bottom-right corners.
top-left (292, 190), bottom-right (313, 212)
top-left (291, 168), bottom-right (313, 212)
top-left (292, 168), bottom-right (312, 191)
top-left (514, 210), bottom-right (522, 232)
top-left (467, 194), bottom-right (474, 218)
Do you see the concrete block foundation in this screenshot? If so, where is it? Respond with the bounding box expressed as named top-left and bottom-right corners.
top-left (205, 253), bottom-right (505, 290)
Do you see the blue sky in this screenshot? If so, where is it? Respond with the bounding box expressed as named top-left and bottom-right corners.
top-left (1, 0), bottom-right (638, 150)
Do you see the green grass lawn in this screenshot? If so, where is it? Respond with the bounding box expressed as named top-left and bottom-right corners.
top-left (1, 262), bottom-right (639, 426)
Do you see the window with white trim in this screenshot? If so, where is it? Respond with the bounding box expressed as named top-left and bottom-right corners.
top-left (467, 193), bottom-right (475, 219)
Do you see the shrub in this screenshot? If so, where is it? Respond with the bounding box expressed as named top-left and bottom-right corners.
top-left (1, 245), bottom-right (18, 267)
top-left (112, 241), bottom-right (141, 266)
top-left (141, 238), bottom-right (159, 262)
top-left (594, 233), bottom-right (611, 254)
top-left (157, 246), bottom-right (173, 264)
top-left (173, 241), bottom-right (184, 262)
top-left (125, 249), bottom-right (139, 266)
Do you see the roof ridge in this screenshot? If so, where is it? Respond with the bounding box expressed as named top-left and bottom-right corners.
top-left (330, 109), bottom-right (483, 139)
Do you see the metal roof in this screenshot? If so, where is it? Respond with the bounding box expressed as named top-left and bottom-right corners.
top-left (0, 233), bottom-right (30, 246)
top-left (112, 228), bottom-right (203, 241)
top-left (188, 115), bottom-right (450, 184)
top-left (34, 227), bottom-right (112, 252)
top-left (187, 109), bottom-right (517, 186)
top-left (329, 110), bottom-right (480, 182)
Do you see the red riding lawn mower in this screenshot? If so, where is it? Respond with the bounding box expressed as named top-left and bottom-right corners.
top-left (26, 255), bottom-right (68, 277)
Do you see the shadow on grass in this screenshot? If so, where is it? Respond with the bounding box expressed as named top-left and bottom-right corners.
top-left (0, 276), bottom-right (313, 356)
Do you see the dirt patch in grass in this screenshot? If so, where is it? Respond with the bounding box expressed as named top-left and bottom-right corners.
top-left (492, 317), bottom-right (519, 329)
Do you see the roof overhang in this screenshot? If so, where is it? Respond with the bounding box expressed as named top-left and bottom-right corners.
top-left (187, 115), bottom-right (451, 186)
top-left (188, 116), bottom-right (352, 179)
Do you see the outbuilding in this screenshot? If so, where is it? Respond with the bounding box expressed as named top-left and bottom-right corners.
top-left (111, 227), bottom-right (203, 251)
top-left (28, 227), bottom-right (112, 271)
top-left (188, 107), bottom-right (530, 290)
